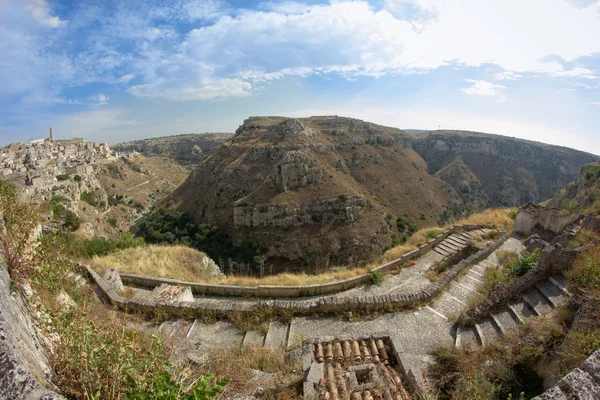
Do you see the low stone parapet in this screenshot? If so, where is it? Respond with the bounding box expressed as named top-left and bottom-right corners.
top-left (79, 228), bottom-right (508, 320)
top-left (118, 224), bottom-right (491, 299)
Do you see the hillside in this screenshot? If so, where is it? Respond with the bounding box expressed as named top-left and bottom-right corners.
top-left (547, 163), bottom-right (600, 212)
top-left (166, 116), bottom-right (464, 271)
top-left (112, 133), bottom-right (232, 166)
top-left (412, 130), bottom-right (599, 207)
top-left (165, 117), bottom-right (598, 272)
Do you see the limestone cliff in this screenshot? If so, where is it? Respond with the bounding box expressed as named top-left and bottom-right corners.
top-left (113, 133), bottom-right (232, 166)
top-left (166, 116), bottom-right (462, 271)
top-left (412, 131), bottom-right (599, 207)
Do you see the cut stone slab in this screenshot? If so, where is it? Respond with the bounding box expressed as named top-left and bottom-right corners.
top-left (508, 299), bottom-right (536, 322)
top-left (264, 321), bottom-right (289, 349)
top-left (306, 362), bottom-right (324, 384)
top-left (558, 369), bottom-right (600, 400)
top-left (430, 291), bottom-right (467, 318)
top-left (102, 268), bottom-right (124, 292)
top-left (457, 326), bottom-right (479, 349)
top-left (186, 321), bottom-right (244, 363)
top-left (532, 386), bottom-right (568, 400)
top-left (523, 288), bottom-right (553, 316)
top-left (493, 307), bottom-right (519, 332)
top-left (243, 330), bottom-right (266, 347)
top-left (536, 280), bottom-right (567, 308)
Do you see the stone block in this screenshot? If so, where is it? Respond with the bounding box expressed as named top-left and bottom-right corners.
top-left (306, 362), bottom-right (324, 383)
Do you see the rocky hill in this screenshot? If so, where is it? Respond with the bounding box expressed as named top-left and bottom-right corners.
top-left (166, 116), bottom-right (464, 271)
top-left (547, 162), bottom-right (600, 212)
top-left (112, 133), bottom-right (232, 166)
top-left (165, 117), bottom-right (598, 271)
top-left (411, 130), bottom-right (599, 208)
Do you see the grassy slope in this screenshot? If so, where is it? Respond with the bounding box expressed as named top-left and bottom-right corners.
top-left (92, 208), bottom-right (515, 286)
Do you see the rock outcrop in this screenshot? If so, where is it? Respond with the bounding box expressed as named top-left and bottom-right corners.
top-left (0, 265), bottom-right (64, 399)
top-left (167, 116), bottom-right (463, 271)
top-left (412, 131), bottom-right (599, 207)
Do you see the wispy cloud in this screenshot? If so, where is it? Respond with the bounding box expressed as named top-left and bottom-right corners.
top-left (462, 79), bottom-right (507, 101)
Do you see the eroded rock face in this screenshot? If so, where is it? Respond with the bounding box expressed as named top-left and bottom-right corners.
top-left (0, 265), bottom-right (65, 399)
top-left (168, 116), bottom-right (462, 271)
top-left (412, 132), bottom-right (599, 207)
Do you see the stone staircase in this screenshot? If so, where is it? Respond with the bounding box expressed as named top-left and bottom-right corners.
top-left (433, 229), bottom-right (487, 258)
top-left (156, 317), bottom-right (295, 362)
top-left (454, 276), bottom-right (570, 348)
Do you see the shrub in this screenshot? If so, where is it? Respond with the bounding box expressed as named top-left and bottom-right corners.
top-left (420, 213), bottom-right (426, 221)
top-left (125, 372), bottom-right (229, 400)
top-left (507, 248), bottom-right (542, 276)
top-left (311, 214), bottom-right (323, 223)
top-left (108, 218), bottom-right (117, 228)
top-left (63, 211), bottom-right (81, 231)
top-left (338, 193), bottom-right (348, 202)
top-left (85, 233), bottom-right (146, 257)
top-left (56, 174), bottom-right (70, 181)
top-left (368, 269), bottom-right (385, 285)
top-left (80, 191), bottom-right (96, 206)
top-left (507, 208), bottom-right (519, 220)
top-left (396, 216), bottom-right (407, 233)
top-left (73, 175), bottom-right (82, 182)
top-left (51, 196), bottom-right (66, 219)
top-left (425, 229), bottom-right (443, 239)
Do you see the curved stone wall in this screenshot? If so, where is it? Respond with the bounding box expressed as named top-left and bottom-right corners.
top-left (117, 224), bottom-right (491, 298)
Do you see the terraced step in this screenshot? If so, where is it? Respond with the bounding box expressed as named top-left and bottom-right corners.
top-left (535, 281), bottom-right (567, 308)
top-left (264, 321), bottom-right (290, 349)
top-left (476, 317), bottom-right (500, 346)
top-left (445, 237), bottom-right (467, 249)
top-left (508, 298), bottom-right (537, 322)
top-left (491, 307), bottom-right (519, 333)
top-left (456, 326), bottom-right (480, 348)
top-left (434, 247), bottom-right (452, 257)
top-left (431, 291), bottom-right (468, 318)
top-left (522, 288), bottom-right (554, 316)
top-left (243, 330), bottom-right (266, 347)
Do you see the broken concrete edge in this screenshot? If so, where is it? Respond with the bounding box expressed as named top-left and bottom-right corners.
top-left (532, 350), bottom-right (600, 400)
top-left (114, 224), bottom-right (493, 299)
top-left (457, 231), bottom-right (584, 326)
top-left (77, 229), bottom-right (507, 320)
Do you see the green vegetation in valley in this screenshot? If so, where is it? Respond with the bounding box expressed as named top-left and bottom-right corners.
top-left (135, 209), bottom-right (267, 273)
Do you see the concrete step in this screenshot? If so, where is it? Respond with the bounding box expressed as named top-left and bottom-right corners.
top-left (243, 330), bottom-right (266, 347)
top-left (536, 280), bottom-right (568, 308)
top-left (264, 321), bottom-right (290, 349)
top-left (492, 306), bottom-right (519, 333)
top-left (508, 299), bottom-right (537, 323)
top-left (441, 239), bottom-right (463, 250)
top-left (434, 247), bottom-right (452, 257)
top-left (464, 273), bottom-right (484, 285)
top-left (431, 291), bottom-right (468, 318)
top-left (470, 264), bottom-right (487, 275)
top-left (457, 232), bottom-right (473, 242)
top-left (476, 317), bottom-right (500, 346)
top-left (437, 242), bottom-right (457, 254)
top-left (523, 288), bottom-right (554, 316)
top-left (549, 276), bottom-right (571, 296)
top-left (445, 236), bottom-right (466, 247)
top-left (459, 231), bottom-right (476, 239)
top-left (456, 276), bottom-right (481, 293)
top-left (456, 326), bottom-right (480, 349)
top-left (447, 281), bottom-right (479, 303)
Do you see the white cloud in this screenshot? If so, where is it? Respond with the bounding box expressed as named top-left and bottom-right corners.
top-left (25, 0), bottom-right (66, 27)
top-left (2, 0), bottom-right (600, 104)
top-left (461, 80), bottom-right (507, 100)
top-left (591, 101), bottom-right (600, 106)
top-left (91, 93), bottom-right (109, 106)
top-left (494, 71), bottom-right (522, 81)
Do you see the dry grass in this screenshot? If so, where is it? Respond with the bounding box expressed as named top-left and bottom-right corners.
top-left (458, 208), bottom-right (515, 232)
top-left (92, 245), bottom-right (219, 282)
top-left (92, 208), bottom-right (515, 287)
top-left (200, 345), bottom-right (302, 398)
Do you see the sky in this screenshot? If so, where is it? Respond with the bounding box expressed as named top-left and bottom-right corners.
top-left (0, 0), bottom-right (599, 154)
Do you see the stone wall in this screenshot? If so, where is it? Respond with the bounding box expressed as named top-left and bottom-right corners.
top-left (458, 233), bottom-right (583, 326)
top-left (233, 194), bottom-right (367, 228)
top-left (0, 264), bottom-right (64, 399)
top-left (514, 203), bottom-right (580, 235)
top-left (81, 227), bottom-right (507, 319)
top-left (533, 350), bottom-right (600, 399)
top-left (119, 225), bottom-right (488, 298)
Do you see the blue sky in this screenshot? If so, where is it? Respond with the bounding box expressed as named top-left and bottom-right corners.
top-left (1, 0), bottom-right (599, 154)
